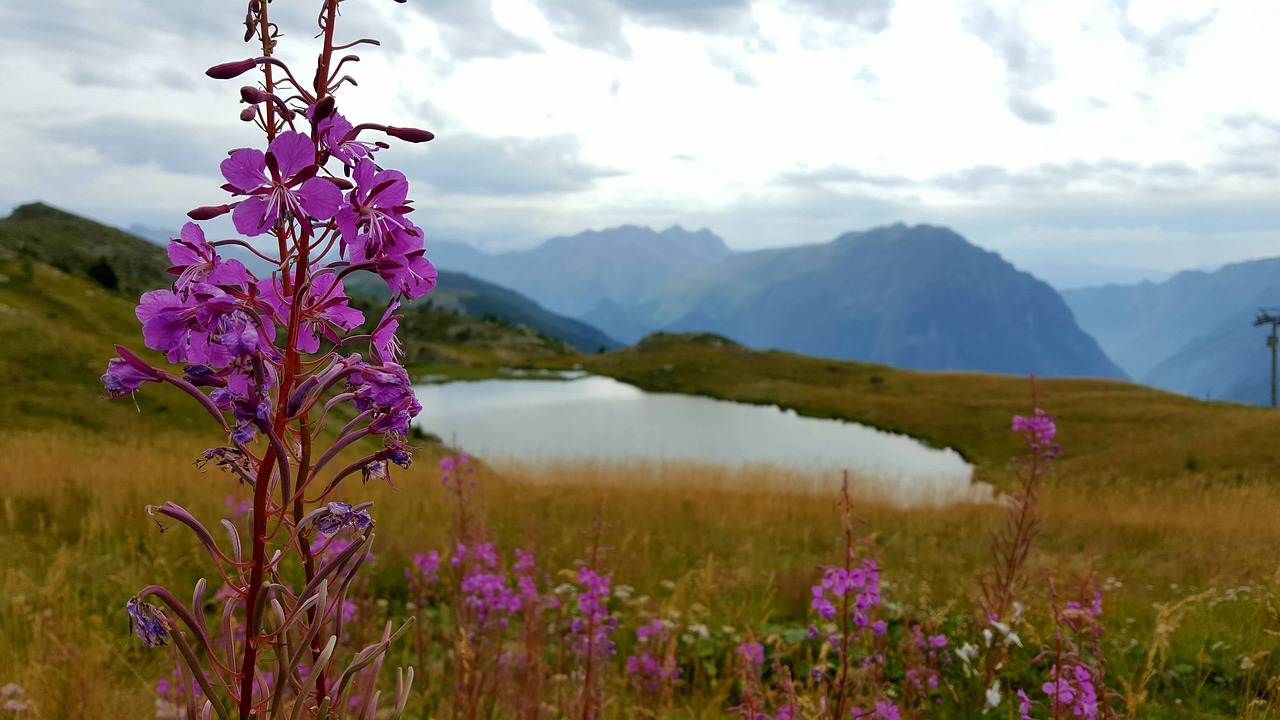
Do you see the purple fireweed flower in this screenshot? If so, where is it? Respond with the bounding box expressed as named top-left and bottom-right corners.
top-left (735, 642), bottom-right (765, 667)
top-left (1013, 408), bottom-right (1059, 457)
top-left (371, 300), bottom-right (402, 364)
top-left (215, 310), bottom-right (263, 358)
top-left (460, 570), bottom-right (520, 628)
top-left (361, 460), bottom-right (388, 484)
top-left (568, 566), bottom-right (617, 657)
top-left (869, 700), bottom-right (900, 720)
top-left (1043, 676), bottom-right (1075, 705)
top-left (368, 396), bottom-right (421, 438)
top-left (166, 221), bottom-right (254, 292)
top-left (812, 558), bottom-right (882, 625)
top-left (126, 597), bottom-right (170, 647)
top-left (374, 249), bottom-right (437, 299)
top-left (1016, 688), bottom-right (1035, 720)
top-left (316, 109), bottom-right (378, 166)
top-left (351, 362), bottom-right (414, 411)
top-left (211, 381), bottom-right (272, 445)
top-left (407, 550), bottom-right (440, 585)
top-left (335, 158), bottom-right (419, 261)
top-left (101, 356), bottom-right (161, 398)
top-left (136, 283), bottom-right (249, 365)
top-left (314, 501), bottom-right (373, 536)
top-left (636, 619), bottom-right (665, 640)
top-left (259, 272), bottom-right (363, 354)
top-left (221, 130), bottom-right (341, 236)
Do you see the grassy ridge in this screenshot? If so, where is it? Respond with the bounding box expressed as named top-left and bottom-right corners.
top-left (0, 260), bottom-right (212, 434)
top-left (575, 333), bottom-right (1280, 484)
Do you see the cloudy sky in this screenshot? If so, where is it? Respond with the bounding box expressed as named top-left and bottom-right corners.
top-left (3, 0), bottom-right (1278, 287)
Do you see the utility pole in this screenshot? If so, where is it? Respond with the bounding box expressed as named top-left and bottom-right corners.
top-left (1254, 308), bottom-right (1280, 407)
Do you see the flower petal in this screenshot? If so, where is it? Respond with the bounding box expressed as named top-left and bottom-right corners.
top-left (221, 148), bottom-right (267, 193)
top-left (268, 131), bottom-right (316, 180)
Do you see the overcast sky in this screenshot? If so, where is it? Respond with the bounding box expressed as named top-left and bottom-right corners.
top-left (3, 0), bottom-right (1278, 287)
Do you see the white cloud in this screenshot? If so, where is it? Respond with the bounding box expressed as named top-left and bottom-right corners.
top-left (2, 0), bottom-right (1277, 288)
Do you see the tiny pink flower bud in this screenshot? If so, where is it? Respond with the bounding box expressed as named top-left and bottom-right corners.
top-left (240, 107), bottom-right (257, 122)
top-left (188, 204), bottom-right (231, 220)
top-left (385, 126), bottom-right (435, 143)
top-left (206, 58), bottom-right (259, 80)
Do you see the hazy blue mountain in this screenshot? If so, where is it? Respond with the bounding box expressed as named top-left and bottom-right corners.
top-left (344, 271), bottom-right (622, 354)
top-left (1063, 257), bottom-right (1280, 404)
top-left (1143, 319), bottom-right (1273, 404)
top-left (1061, 258), bottom-right (1280, 381)
top-left (629, 223), bottom-right (1125, 378)
top-left (425, 225), bottom-right (736, 322)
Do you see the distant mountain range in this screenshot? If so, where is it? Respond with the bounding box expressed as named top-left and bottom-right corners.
top-left (1063, 259), bottom-right (1280, 405)
top-left (39, 201), bottom-right (1280, 394)
top-left (431, 222), bottom-right (1127, 380)
top-left (429, 225), bottom-right (737, 318)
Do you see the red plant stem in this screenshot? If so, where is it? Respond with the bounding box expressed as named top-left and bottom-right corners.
top-left (236, 1), bottom-right (323, 712)
top-left (580, 507), bottom-right (604, 720)
top-left (833, 471), bottom-right (855, 719)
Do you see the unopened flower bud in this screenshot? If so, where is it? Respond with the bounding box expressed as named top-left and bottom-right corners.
top-left (240, 107), bottom-right (258, 122)
top-left (385, 126), bottom-right (435, 143)
top-left (188, 204), bottom-right (231, 220)
top-left (312, 95), bottom-right (336, 123)
top-left (240, 86), bottom-right (272, 105)
top-left (206, 58), bottom-right (259, 80)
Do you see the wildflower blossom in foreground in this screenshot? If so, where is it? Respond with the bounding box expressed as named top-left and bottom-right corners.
top-left (313, 502), bottom-right (373, 536)
top-left (105, 3), bottom-right (426, 716)
top-left (126, 597), bottom-right (170, 647)
top-left (101, 356), bottom-right (161, 398)
top-left (811, 559), bottom-right (882, 627)
top-left (1016, 688), bottom-right (1035, 720)
top-left (1012, 408), bottom-right (1059, 457)
top-left (626, 620), bottom-right (680, 695)
top-left (569, 566), bottom-right (617, 657)
top-left (221, 130), bottom-right (342, 236)
top-left (735, 641), bottom-right (765, 667)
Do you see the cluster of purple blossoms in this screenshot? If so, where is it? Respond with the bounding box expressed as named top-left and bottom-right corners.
top-left (1013, 408), bottom-right (1060, 459)
top-left (406, 549), bottom-right (441, 605)
top-left (625, 619), bottom-right (680, 694)
top-left (736, 642), bottom-right (766, 667)
top-left (810, 558), bottom-right (882, 630)
top-left (569, 567), bottom-right (617, 658)
top-left (899, 625), bottom-right (949, 694)
top-left (1034, 665), bottom-right (1099, 720)
top-left (104, 2), bottom-right (430, 716)
top-left (862, 699), bottom-right (901, 720)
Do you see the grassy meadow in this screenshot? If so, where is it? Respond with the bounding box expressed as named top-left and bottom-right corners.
top-left (6, 257), bottom-right (1280, 716)
top-left (4, 416), bottom-right (1280, 717)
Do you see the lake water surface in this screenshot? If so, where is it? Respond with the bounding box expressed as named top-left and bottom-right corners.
top-left (412, 375), bottom-right (991, 506)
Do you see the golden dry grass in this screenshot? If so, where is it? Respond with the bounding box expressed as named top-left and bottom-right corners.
top-left (5, 428), bottom-right (1280, 716)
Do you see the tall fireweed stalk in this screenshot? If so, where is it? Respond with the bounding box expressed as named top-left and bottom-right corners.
top-left (101, 2), bottom-right (435, 717)
top-left (968, 384), bottom-right (1062, 714)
